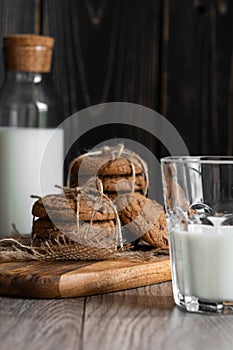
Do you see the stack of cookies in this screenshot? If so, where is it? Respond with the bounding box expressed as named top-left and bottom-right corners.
top-left (31, 144), bottom-right (169, 254)
top-left (68, 147), bottom-right (148, 199)
top-left (66, 145), bottom-right (169, 250)
top-left (31, 191), bottom-right (119, 250)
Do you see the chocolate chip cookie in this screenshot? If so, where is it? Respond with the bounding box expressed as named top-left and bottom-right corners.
top-left (32, 193), bottom-right (116, 222)
top-left (117, 192), bottom-right (168, 249)
top-left (32, 218), bottom-right (117, 244)
top-left (69, 146), bottom-right (148, 196)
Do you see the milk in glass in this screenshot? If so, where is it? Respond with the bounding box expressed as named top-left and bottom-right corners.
top-left (173, 221), bottom-right (233, 301)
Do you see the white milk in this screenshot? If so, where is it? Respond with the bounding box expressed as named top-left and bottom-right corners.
top-left (0, 127), bottom-right (64, 235)
top-left (173, 221), bottom-right (233, 301)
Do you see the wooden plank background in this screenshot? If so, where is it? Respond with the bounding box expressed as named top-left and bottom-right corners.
top-left (0, 0), bottom-right (232, 158)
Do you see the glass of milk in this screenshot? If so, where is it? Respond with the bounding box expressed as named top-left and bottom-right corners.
top-left (161, 156), bottom-right (233, 314)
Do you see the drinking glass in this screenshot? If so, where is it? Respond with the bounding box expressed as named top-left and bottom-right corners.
top-left (161, 156), bottom-right (233, 313)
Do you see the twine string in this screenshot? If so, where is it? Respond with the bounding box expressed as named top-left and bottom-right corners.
top-left (66, 144), bottom-right (149, 195)
top-left (57, 176), bottom-right (123, 250)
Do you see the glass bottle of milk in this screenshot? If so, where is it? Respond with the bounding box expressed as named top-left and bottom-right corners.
top-left (0, 34), bottom-right (64, 236)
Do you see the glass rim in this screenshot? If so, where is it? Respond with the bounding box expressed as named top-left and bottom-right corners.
top-left (161, 156), bottom-right (233, 164)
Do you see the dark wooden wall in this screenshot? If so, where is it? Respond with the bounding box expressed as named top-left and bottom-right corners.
top-left (0, 0), bottom-right (232, 157)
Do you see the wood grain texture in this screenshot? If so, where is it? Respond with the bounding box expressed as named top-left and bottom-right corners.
top-left (0, 297), bottom-right (84, 350)
top-left (165, 0), bottom-right (233, 156)
top-left (42, 0), bottom-right (163, 115)
top-left (1, 283), bottom-right (233, 350)
top-left (42, 0), bottom-right (163, 170)
top-left (83, 283), bottom-right (174, 350)
top-left (0, 257), bottom-right (171, 298)
top-left (0, 0), bottom-right (232, 158)
top-left (40, 0), bottom-right (233, 161)
top-left (83, 284), bottom-right (233, 350)
top-left (164, 0), bottom-right (206, 155)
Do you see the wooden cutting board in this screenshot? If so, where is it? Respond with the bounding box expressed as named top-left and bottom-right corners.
top-left (0, 256), bottom-right (171, 298)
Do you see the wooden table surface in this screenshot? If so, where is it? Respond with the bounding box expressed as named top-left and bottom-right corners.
top-left (1, 282), bottom-right (233, 350)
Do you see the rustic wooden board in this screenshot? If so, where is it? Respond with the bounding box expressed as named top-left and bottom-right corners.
top-left (0, 256), bottom-right (171, 298)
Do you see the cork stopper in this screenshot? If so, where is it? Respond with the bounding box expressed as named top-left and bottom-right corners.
top-left (3, 34), bottom-right (55, 73)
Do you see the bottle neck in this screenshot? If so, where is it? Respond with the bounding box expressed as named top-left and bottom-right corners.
top-left (4, 71), bottom-right (50, 84)
top-left (0, 69), bottom-right (62, 128)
